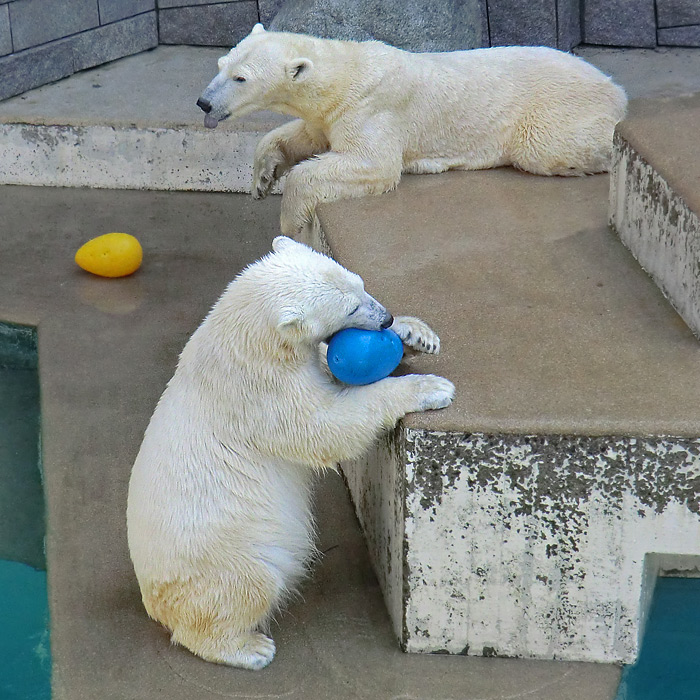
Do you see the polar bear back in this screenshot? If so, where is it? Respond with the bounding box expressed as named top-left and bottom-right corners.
top-left (357, 44), bottom-right (627, 170)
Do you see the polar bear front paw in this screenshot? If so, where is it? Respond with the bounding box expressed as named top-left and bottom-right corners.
top-left (252, 150), bottom-right (284, 200)
top-left (405, 374), bottom-right (455, 412)
top-left (391, 316), bottom-right (441, 354)
top-left (220, 632), bottom-right (276, 670)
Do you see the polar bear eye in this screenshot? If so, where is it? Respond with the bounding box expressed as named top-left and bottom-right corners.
top-left (234, 76), bottom-right (246, 83)
top-left (348, 304), bottom-right (360, 316)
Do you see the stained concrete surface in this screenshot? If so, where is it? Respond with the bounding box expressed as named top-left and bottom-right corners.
top-left (0, 45), bottom-right (287, 133)
top-left (0, 185), bottom-right (621, 699)
top-left (317, 169), bottom-right (700, 437)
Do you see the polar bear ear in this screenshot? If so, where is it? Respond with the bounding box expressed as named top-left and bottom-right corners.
top-left (251, 23), bottom-right (265, 35)
top-left (272, 236), bottom-right (310, 254)
top-left (272, 235), bottom-right (295, 253)
top-left (277, 307), bottom-right (305, 336)
top-left (286, 57), bottom-right (313, 82)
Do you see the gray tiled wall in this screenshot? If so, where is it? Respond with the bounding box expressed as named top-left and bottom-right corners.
top-left (11, 0), bottom-right (100, 51)
top-left (158, 0), bottom-right (259, 46)
top-left (583, 0), bottom-right (657, 47)
top-left (1, 0), bottom-right (700, 103)
top-left (0, 0), bottom-right (157, 100)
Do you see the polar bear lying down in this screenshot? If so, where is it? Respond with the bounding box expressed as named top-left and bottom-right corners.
top-left (197, 24), bottom-right (627, 235)
top-left (126, 236), bottom-right (454, 669)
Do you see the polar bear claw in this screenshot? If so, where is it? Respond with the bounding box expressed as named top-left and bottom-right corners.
top-left (392, 316), bottom-right (441, 355)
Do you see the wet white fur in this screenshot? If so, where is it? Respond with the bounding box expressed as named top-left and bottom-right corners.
top-left (126, 236), bottom-right (454, 669)
top-left (199, 24), bottom-right (627, 234)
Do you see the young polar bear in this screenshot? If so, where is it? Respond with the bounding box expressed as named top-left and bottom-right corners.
top-left (126, 236), bottom-right (454, 670)
top-left (197, 24), bottom-right (627, 235)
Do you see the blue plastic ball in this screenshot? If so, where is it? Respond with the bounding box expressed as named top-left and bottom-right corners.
top-left (327, 328), bottom-right (404, 385)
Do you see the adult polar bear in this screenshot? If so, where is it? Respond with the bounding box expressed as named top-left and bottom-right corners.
top-left (127, 236), bottom-right (454, 670)
top-left (198, 24), bottom-right (627, 235)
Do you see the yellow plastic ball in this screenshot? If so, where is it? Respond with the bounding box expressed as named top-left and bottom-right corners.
top-left (75, 233), bottom-right (143, 278)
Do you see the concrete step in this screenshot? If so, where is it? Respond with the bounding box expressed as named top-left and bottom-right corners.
top-left (0, 184), bottom-right (622, 700)
top-left (3, 45), bottom-right (700, 194)
top-left (610, 93), bottom-right (700, 338)
top-left (313, 168), bottom-right (700, 664)
top-left (0, 46), bottom-right (287, 192)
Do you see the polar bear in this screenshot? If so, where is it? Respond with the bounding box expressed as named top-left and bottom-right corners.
top-left (126, 236), bottom-right (454, 670)
top-left (197, 24), bottom-right (627, 235)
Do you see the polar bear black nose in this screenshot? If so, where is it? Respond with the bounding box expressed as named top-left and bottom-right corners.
top-left (381, 314), bottom-right (394, 329)
top-left (196, 97), bottom-right (212, 113)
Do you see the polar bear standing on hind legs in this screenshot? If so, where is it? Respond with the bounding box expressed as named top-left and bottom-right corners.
top-left (127, 236), bottom-right (454, 670)
top-left (197, 24), bottom-right (628, 235)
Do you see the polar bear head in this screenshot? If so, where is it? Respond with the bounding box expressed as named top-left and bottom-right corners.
top-left (223, 237), bottom-right (393, 348)
top-left (197, 24), bottom-right (316, 128)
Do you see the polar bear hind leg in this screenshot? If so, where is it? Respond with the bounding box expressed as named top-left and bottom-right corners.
top-left (509, 110), bottom-right (617, 177)
top-left (141, 567), bottom-right (279, 670)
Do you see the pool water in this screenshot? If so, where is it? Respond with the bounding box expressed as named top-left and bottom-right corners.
top-left (616, 576), bottom-right (700, 700)
top-left (0, 324), bottom-right (50, 700)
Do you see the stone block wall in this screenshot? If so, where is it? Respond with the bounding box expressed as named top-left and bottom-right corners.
top-left (158, 0), bottom-right (259, 46)
top-left (582, 0), bottom-right (700, 47)
top-left (0, 0), bottom-right (157, 100)
top-left (1, 0), bottom-right (700, 102)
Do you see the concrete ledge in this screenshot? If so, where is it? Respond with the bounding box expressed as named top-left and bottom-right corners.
top-left (316, 168), bottom-right (700, 664)
top-left (610, 94), bottom-right (700, 338)
top-left (0, 122), bottom-right (261, 191)
top-left (0, 46), bottom-right (288, 192)
top-left (347, 428), bottom-right (700, 663)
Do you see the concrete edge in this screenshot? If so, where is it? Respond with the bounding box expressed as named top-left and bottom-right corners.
top-left (609, 130), bottom-right (700, 339)
top-left (616, 107), bottom-right (700, 217)
top-left (0, 122), bottom-right (274, 193)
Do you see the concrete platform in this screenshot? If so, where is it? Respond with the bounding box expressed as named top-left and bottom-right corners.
top-left (610, 93), bottom-right (700, 338)
top-left (315, 169), bottom-right (700, 663)
top-left (2, 45), bottom-right (700, 194)
top-left (0, 184), bottom-right (621, 700)
top-left (0, 46), bottom-right (287, 192)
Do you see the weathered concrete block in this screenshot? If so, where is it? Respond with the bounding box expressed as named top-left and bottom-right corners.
top-left (0, 122), bottom-right (266, 192)
top-left (657, 25), bottom-right (700, 46)
top-left (610, 129), bottom-right (700, 338)
top-left (343, 427), bottom-right (700, 662)
top-left (98, 0), bottom-right (155, 24)
top-left (583, 0), bottom-right (656, 48)
top-left (557, 0), bottom-right (582, 50)
top-left (10, 0), bottom-right (100, 51)
top-left (271, 0), bottom-right (487, 52)
top-left (258, 0), bottom-right (286, 26)
top-left (0, 4), bottom-right (11, 57)
top-left (159, 1), bottom-right (258, 46)
top-left (72, 12), bottom-right (158, 72)
top-left (656, 0), bottom-right (700, 28)
top-left (0, 42), bottom-right (74, 102)
top-left (488, 0), bottom-right (557, 47)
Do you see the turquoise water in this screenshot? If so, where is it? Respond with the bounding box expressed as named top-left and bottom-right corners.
top-left (0, 324), bottom-right (50, 699)
top-left (616, 577), bottom-right (700, 700)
